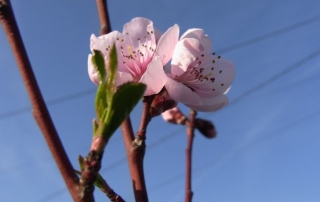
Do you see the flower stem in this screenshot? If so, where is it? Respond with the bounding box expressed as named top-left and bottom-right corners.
top-left (0, 0), bottom-right (84, 201)
top-left (185, 109), bottom-right (197, 202)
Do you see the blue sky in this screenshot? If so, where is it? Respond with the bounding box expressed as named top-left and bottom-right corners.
top-left (1, 0), bottom-right (320, 201)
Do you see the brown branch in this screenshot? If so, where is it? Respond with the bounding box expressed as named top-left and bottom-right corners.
top-left (185, 109), bottom-right (197, 202)
top-left (121, 116), bottom-right (149, 202)
top-left (96, 0), bottom-right (112, 35)
top-left (120, 96), bottom-right (155, 202)
top-left (0, 0), bottom-right (84, 201)
top-left (137, 95), bottom-right (154, 137)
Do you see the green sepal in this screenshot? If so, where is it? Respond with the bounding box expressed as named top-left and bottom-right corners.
top-left (91, 50), bottom-right (106, 83)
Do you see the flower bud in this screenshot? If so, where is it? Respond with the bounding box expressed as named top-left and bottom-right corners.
top-left (194, 118), bottom-right (217, 138)
top-left (161, 107), bottom-right (187, 125)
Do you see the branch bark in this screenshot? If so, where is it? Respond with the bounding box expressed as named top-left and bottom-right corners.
top-left (185, 109), bottom-right (197, 202)
top-left (0, 0), bottom-right (83, 201)
top-left (96, 0), bottom-right (112, 35)
top-left (121, 117), bottom-right (149, 202)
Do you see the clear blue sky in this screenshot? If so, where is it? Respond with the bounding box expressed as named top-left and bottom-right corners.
top-left (1, 1), bottom-right (320, 201)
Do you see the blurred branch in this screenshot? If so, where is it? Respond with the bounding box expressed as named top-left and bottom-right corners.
top-left (96, 0), bottom-right (112, 35)
top-left (185, 109), bottom-right (197, 202)
top-left (0, 0), bottom-right (83, 201)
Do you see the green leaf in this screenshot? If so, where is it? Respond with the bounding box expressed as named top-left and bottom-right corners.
top-left (91, 50), bottom-right (106, 83)
top-left (103, 82), bottom-right (146, 139)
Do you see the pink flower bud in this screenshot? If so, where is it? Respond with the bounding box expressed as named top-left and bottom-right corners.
top-left (161, 107), bottom-right (187, 125)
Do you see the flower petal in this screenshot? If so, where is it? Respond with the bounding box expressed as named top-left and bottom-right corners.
top-left (171, 38), bottom-right (204, 76)
top-left (156, 24), bottom-right (179, 65)
top-left (90, 31), bottom-right (121, 56)
top-left (180, 28), bottom-right (212, 51)
top-left (122, 17), bottom-right (155, 49)
top-left (88, 54), bottom-right (100, 85)
top-left (207, 56), bottom-right (235, 93)
top-left (116, 71), bottom-right (133, 86)
top-left (139, 57), bottom-right (167, 95)
top-left (165, 77), bottom-right (201, 105)
top-left (186, 93), bottom-right (228, 112)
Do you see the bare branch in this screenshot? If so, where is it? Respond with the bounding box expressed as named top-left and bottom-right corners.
top-left (185, 109), bottom-right (197, 202)
top-left (96, 0), bottom-right (112, 35)
top-left (0, 0), bottom-right (82, 201)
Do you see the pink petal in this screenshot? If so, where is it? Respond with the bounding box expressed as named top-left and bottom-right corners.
top-left (116, 71), bottom-right (133, 86)
top-left (156, 24), bottom-right (179, 65)
top-left (88, 54), bottom-right (100, 85)
top-left (90, 31), bottom-right (121, 56)
top-left (180, 28), bottom-right (212, 51)
top-left (207, 56), bottom-right (235, 93)
top-left (165, 78), bottom-right (201, 105)
top-left (122, 17), bottom-right (155, 49)
top-left (186, 94), bottom-right (228, 112)
top-left (139, 57), bottom-right (167, 95)
top-left (171, 38), bottom-right (203, 76)
top-left (178, 54), bottom-right (235, 95)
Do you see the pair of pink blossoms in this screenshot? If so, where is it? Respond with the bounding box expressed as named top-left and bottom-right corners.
top-left (88, 17), bottom-right (235, 112)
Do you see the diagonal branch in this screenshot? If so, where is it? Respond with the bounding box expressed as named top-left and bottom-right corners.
top-left (0, 0), bottom-right (81, 201)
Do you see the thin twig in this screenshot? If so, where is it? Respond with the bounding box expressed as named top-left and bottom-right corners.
top-left (99, 177), bottom-right (126, 202)
top-left (185, 109), bottom-right (197, 202)
top-left (137, 95), bottom-right (154, 137)
top-left (0, 0), bottom-right (82, 201)
top-left (96, 0), bottom-right (112, 35)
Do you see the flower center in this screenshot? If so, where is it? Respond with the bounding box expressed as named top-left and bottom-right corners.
top-left (117, 30), bottom-right (156, 81)
top-left (174, 53), bottom-right (224, 94)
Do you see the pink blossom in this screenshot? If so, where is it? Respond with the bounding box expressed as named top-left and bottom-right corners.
top-left (88, 17), bottom-right (179, 96)
top-left (164, 29), bottom-right (235, 111)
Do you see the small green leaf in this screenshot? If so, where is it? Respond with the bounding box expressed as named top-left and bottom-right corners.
top-left (103, 82), bottom-right (146, 138)
top-left (91, 50), bottom-right (106, 83)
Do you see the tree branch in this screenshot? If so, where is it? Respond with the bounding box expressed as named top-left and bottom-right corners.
top-left (0, 0), bottom-right (83, 201)
top-left (96, 0), bottom-right (112, 35)
top-left (185, 109), bottom-right (197, 202)
top-left (121, 116), bottom-right (149, 202)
